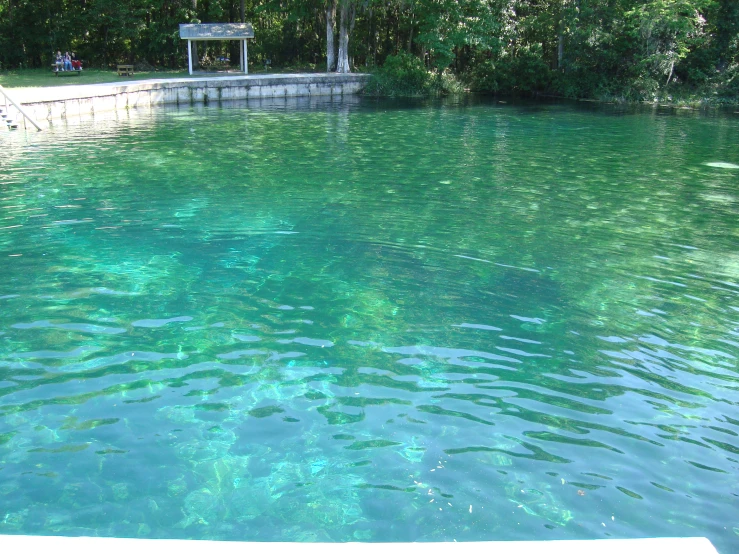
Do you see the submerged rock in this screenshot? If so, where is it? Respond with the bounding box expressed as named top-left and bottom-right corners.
top-left (177, 487), bottom-right (220, 527)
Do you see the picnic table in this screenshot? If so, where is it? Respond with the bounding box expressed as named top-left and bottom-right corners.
top-left (117, 64), bottom-right (134, 76)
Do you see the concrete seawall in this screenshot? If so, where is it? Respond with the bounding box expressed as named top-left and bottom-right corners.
top-left (12, 73), bottom-right (370, 129)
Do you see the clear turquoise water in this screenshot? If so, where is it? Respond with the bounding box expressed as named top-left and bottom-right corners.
top-left (0, 97), bottom-right (737, 550)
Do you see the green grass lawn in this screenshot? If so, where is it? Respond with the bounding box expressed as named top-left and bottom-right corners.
top-left (0, 65), bottom-right (326, 89)
top-left (0, 68), bottom-right (193, 88)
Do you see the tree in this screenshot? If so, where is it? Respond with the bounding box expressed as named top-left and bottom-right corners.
top-left (415, 0), bottom-right (502, 71)
top-left (336, 0), bottom-right (356, 73)
top-left (326, 0), bottom-right (337, 71)
top-left (626, 0), bottom-right (712, 88)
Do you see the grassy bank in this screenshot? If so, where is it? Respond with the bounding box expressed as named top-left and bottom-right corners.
top-left (0, 65), bottom-right (324, 89)
top-left (0, 68), bottom-right (190, 88)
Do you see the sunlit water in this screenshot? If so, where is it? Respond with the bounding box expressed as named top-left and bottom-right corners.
top-left (0, 97), bottom-right (737, 550)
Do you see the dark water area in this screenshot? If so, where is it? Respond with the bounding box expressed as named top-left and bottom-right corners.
top-left (0, 96), bottom-right (737, 551)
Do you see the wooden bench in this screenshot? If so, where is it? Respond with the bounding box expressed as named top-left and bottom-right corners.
top-left (51, 65), bottom-right (81, 76)
top-left (117, 64), bottom-right (134, 76)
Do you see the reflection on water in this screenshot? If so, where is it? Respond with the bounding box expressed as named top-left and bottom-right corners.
top-left (0, 97), bottom-right (738, 550)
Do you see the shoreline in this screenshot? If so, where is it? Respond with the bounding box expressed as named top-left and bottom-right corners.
top-left (9, 73), bottom-right (370, 129)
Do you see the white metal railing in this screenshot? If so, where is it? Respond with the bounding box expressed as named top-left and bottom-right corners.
top-left (0, 84), bottom-right (42, 131)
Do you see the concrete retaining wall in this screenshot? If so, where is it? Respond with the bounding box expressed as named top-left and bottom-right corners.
top-left (12, 73), bottom-right (369, 129)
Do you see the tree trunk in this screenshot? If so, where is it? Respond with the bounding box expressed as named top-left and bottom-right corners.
top-left (557, 1), bottom-right (564, 70)
top-left (370, 6), bottom-right (376, 67)
top-left (407, 3), bottom-right (414, 53)
top-left (385, 7), bottom-right (391, 56)
top-left (557, 33), bottom-right (564, 69)
top-left (240, 0), bottom-right (245, 23)
top-left (326, 0), bottom-right (337, 71)
top-left (336, 1), bottom-right (355, 73)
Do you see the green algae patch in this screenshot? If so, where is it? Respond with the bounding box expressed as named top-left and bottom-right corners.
top-left (61, 417), bottom-right (120, 430)
top-left (345, 439), bottom-right (401, 450)
top-left (616, 486), bottom-right (644, 499)
top-left (248, 405), bottom-right (284, 418)
top-left (123, 395), bottom-right (162, 404)
top-left (194, 402), bottom-right (230, 412)
top-left (317, 406), bottom-right (365, 425)
top-left (29, 443), bottom-right (90, 454)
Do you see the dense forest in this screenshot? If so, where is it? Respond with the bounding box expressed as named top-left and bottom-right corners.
top-left (1, 0), bottom-right (737, 101)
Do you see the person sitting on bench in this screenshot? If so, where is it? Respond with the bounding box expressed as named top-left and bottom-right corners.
top-left (55, 51), bottom-right (64, 71)
top-left (63, 52), bottom-right (73, 71)
top-left (71, 52), bottom-right (82, 70)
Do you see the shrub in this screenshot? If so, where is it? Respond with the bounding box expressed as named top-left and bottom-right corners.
top-left (364, 52), bottom-right (464, 97)
top-left (430, 69), bottom-right (466, 95)
top-left (364, 52), bottom-right (430, 96)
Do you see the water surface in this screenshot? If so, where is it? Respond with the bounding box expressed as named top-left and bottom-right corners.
top-left (0, 97), bottom-right (737, 550)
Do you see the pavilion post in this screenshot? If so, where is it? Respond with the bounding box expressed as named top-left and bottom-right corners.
top-left (187, 40), bottom-right (192, 75)
top-left (244, 39), bottom-right (248, 75)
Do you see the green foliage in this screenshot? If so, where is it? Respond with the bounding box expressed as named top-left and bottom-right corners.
top-left (431, 69), bottom-right (465, 95)
top-left (716, 31), bottom-right (739, 97)
top-left (624, 0), bottom-right (711, 91)
top-left (364, 52), bottom-right (463, 97)
top-left (414, 0), bottom-right (502, 71)
top-left (469, 45), bottom-right (552, 95)
top-left (364, 52), bottom-right (429, 96)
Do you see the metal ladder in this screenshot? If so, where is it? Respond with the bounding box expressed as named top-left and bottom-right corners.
top-left (0, 85), bottom-right (42, 131)
top-left (0, 104), bottom-right (18, 130)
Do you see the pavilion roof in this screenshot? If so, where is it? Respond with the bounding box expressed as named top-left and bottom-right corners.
top-left (179, 23), bottom-right (254, 40)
